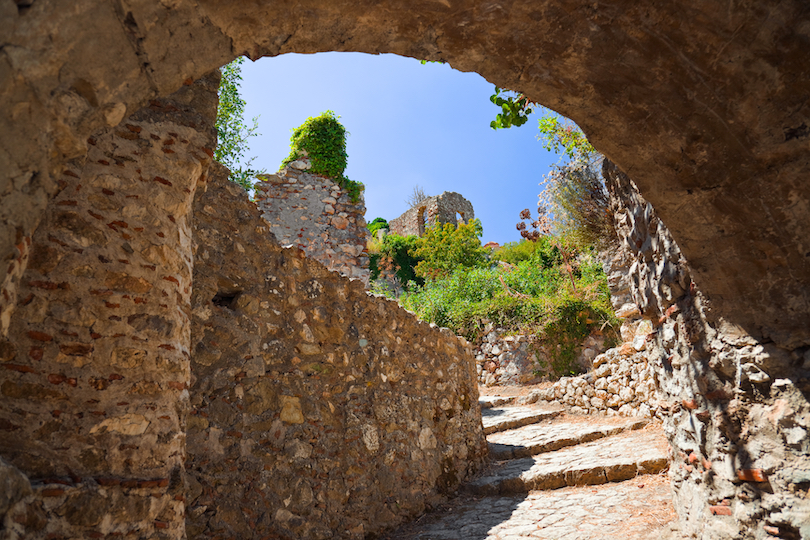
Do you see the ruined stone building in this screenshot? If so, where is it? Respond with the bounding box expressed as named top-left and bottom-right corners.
top-left (1, 2), bottom-right (809, 540)
top-left (388, 192), bottom-right (474, 237)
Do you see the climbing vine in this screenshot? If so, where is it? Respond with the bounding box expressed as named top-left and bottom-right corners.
top-left (280, 111), bottom-right (364, 202)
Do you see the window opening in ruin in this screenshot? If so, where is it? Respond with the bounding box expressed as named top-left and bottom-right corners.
top-left (457, 211), bottom-right (465, 225)
top-left (418, 206), bottom-right (427, 236)
top-left (212, 289), bottom-right (242, 310)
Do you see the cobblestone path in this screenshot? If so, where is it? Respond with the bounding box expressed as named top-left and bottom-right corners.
top-left (383, 401), bottom-right (678, 540)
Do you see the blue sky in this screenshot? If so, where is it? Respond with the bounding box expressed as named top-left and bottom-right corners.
top-left (238, 52), bottom-right (560, 245)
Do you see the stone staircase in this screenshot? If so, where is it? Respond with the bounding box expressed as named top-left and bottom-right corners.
top-left (383, 400), bottom-right (676, 540)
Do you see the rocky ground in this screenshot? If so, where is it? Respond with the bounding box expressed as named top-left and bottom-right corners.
top-left (382, 394), bottom-right (679, 540)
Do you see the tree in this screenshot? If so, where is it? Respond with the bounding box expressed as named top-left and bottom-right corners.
top-left (215, 57), bottom-right (265, 190)
top-left (405, 185), bottom-right (429, 208)
top-left (412, 219), bottom-right (488, 279)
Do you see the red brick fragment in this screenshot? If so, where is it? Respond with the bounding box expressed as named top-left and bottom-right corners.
top-left (682, 399), bottom-right (698, 410)
top-left (737, 469), bottom-right (766, 482)
top-left (63, 169), bottom-right (79, 178)
top-left (705, 389), bottom-right (730, 401)
top-left (27, 330), bottom-right (53, 342)
top-left (66, 378), bottom-right (77, 387)
top-left (41, 489), bottom-right (65, 497)
top-left (29, 347), bottom-right (43, 360)
top-left (154, 521), bottom-right (169, 529)
top-left (56, 200), bottom-right (78, 206)
top-left (3, 364), bottom-right (37, 374)
top-left (88, 210), bottom-right (104, 220)
top-left (687, 453), bottom-right (700, 465)
top-left (107, 220), bottom-right (129, 229)
top-left (48, 374), bottom-right (67, 385)
top-left (226, 430), bottom-right (243, 439)
top-left (121, 480), bottom-right (139, 488)
top-left (97, 160), bottom-right (110, 166)
top-left (153, 176), bottom-right (172, 186)
top-left (167, 381), bottom-right (186, 390)
top-left (105, 302), bottom-right (121, 309)
top-left (125, 124), bottom-right (142, 133)
top-left (710, 505), bottom-right (732, 516)
top-left (162, 276), bottom-right (180, 286)
top-left (86, 532), bottom-right (104, 539)
top-left (90, 289), bottom-right (114, 296)
top-left (108, 374), bottom-right (124, 381)
top-left (162, 148), bottom-right (175, 154)
top-left (139, 480), bottom-right (160, 488)
top-left (159, 344), bottom-right (176, 351)
top-left (51, 410), bottom-right (61, 417)
top-left (28, 281), bottom-right (59, 290)
top-left (763, 525), bottom-right (780, 535)
top-left (91, 333), bottom-right (102, 339)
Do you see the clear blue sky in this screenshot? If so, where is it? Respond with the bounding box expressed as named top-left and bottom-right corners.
top-left (238, 52), bottom-right (560, 245)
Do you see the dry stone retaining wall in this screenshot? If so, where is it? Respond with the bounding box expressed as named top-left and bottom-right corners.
top-left (255, 162), bottom-right (369, 285)
top-left (389, 192), bottom-right (474, 237)
top-left (187, 166), bottom-right (486, 539)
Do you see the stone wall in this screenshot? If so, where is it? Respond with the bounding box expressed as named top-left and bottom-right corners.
top-left (187, 165), bottom-right (487, 539)
top-left (389, 192), bottom-right (474, 237)
top-left (255, 160), bottom-right (370, 285)
top-left (474, 327), bottom-right (606, 387)
top-left (601, 160), bottom-right (810, 540)
top-left (0, 73), bottom-right (219, 539)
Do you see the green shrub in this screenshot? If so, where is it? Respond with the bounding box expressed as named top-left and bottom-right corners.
top-left (412, 219), bottom-right (488, 279)
top-left (399, 249), bottom-right (618, 378)
top-left (368, 217), bottom-right (389, 238)
top-left (280, 111), bottom-right (364, 202)
top-left (369, 234), bottom-right (423, 289)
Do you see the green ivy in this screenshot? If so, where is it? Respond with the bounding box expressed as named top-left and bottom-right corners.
top-left (280, 111), bottom-right (364, 202)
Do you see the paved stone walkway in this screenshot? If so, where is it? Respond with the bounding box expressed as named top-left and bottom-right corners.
top-left (382, 475), bottom-right (677, 540)
top-left (482, 405), bottom-right (563, 435)
top-left (383, 400), bottom-right (678, 540)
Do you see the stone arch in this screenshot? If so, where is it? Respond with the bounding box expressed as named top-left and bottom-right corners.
top-left (1, 2), bottom-right (810, 538)
top-left (2, 1), bottom-right (809, 347)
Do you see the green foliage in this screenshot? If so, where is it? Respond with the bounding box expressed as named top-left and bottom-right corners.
top-left (489, 87), bottom-right (533, 130)
top-left (367, 217), bottom-right (389, 238)
top-left (492, 237), bottom-right (560, 266)
top-left (369, 234), bottom-right (423, 289)
top-left (412, 219), bottom-right (488, 279)
top-left (543, 156), bottom-right (615, 250)
top-left (537, 115), bottom-right (596, 160)
top-left (399, 246), bottom-right (618, 378)
top-left (280, 111), bottom-right (364, 202)
top-left (215, 57), bottom-right (266, 190)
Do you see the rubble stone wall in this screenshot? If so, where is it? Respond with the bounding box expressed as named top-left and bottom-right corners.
top-left (0, 73), bottom-right (219, 539)
top-left (602, 160), bottom-right (810, 540)
top-left (475, 329), bottom-right (605, 387)
top-left (255, 163), bottom-right (370, 284)
top-left (187, 166), bottom-right (487, 540)
top-left (389, 192), bottom-right (474, 237)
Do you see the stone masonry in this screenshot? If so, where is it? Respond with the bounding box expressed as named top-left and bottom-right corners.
top-left (0, 75), bottom-right (486, 540)
top-left (388, 192), bottom-right (474, 237)
top-left (0, 73), bottom-right (220, 539)
top-left (188, 165), bottom-right (486, 539)
top-left (255, 161), bottom-right (370, 285)
top-left (602, 160), bottom-right (810, 539)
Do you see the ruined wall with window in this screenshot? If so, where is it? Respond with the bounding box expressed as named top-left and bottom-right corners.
top-left (388, 192), bottom-right (474, 237)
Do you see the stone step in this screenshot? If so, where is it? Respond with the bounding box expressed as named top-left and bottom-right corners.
top-left (487, 417), bottom-right (648, 460)
top-left (467, 429), bottom-right (669, 495)
top-left (478, 395), bottom-right (515, 409)
top-left (481, 405), bottom-right (563, 435)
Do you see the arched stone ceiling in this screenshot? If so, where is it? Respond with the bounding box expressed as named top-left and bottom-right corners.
top-left (1, 0), bottom-right (809, 347)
